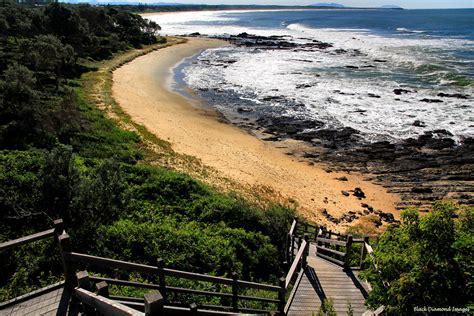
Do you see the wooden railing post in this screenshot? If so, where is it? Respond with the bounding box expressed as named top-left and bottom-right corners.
top-left (53, 219), bottom-right (64, 238)
top-left (278, 277), bottom-right (286, 315)
top-left (58, 233), bottom-right (76, 289)
top-left (296, 236), bottom-right (303, 271)
top-left (157, 258), bottom-right (166, 303)
top-left (231, 272), bottom-right (239, 312)
top-left (77, 271), bottom-right (96, 315)
top-left (304, 222), bottom-right (308, 234)
top-left (360, 236), bottom-right (369, 269)
top-left (318, 228), bottom-right (324, 248)
top-left (77, 271), bottom-right (91, 290)
top-left (290, 235), bottom-right (296, 262)
top-left (144, 290), bottom-right (164, 316)
top-left (344, 235), bottom-right (353, 270)
top-left (96, 281), bottom-right (109, 298)
top-left (325, 230), bottom-right (331, 249)
top-left (190, 303), bottom-right (198, 315)
top-left (302, 234), bottom-right (309, 268)
top-left (286, 233), bottom-right (291, 264)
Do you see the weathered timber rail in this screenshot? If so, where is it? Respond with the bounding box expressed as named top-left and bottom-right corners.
top-left (0, 219), bottom-right (308, 315)
top-left (285, 218), bottom-right (386, 315)
top-left (1, 218), bottom-right (385, 315)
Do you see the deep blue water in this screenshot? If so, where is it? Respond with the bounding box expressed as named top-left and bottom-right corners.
top-left (223, 9), bottom-right (474, 41)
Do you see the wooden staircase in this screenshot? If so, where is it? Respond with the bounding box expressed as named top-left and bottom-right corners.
top-left (1, 218), bottom-right (384, 315)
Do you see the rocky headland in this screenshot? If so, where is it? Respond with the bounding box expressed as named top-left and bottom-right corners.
top-left (190, 33), bottom-right (474, 220)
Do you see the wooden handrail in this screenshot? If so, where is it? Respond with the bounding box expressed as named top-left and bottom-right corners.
top-left (316, 237), bottom-right (346, 247)
top-left (289, 219), bottom-right (297, 236)
top-left (0, 229), bottom-right (56, 252)
top-left (238, 294), bottom-right (280, 304)
top-left (237, 279), bottom-right (280, 292)
top-left (65, 250), bottom-right (282, 314)
top-left (67, 251), bottom-right (280, 292)
top-left (75, 287), bottom-right (144, 316)
top-left (167, 286), bottom-right (233, 299)
top-left (90, 276), bottom-right (160, 290)
top-left (64, 252), bottom-right (158, 275)
top-left (164, 268), bottom-right (233, 286)
top-left (285, 239), bottom-right (307, 289)
top-left (316, 245), bottom-right (346, 257)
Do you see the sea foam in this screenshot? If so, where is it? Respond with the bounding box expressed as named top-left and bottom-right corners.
top-left (147, 10), bottom-right (474, 142)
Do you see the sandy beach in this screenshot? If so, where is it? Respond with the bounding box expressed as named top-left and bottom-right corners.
top-left (112, 38), bottom-right (401, 230)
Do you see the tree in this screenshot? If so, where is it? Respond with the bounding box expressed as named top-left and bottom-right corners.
top-left (362, 202), bottom-right (473, 314)
top-left (0, 63), bottom-right (42, 148)
top-left (19, 35), bottom-right (75, 86)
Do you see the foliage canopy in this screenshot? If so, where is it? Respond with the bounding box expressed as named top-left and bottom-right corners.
top-left (362, 202), bottom-right (473, 314)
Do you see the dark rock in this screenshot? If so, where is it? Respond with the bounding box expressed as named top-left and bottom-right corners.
top-left (291, 59), bottom-right (313, 63)
top-left (373, 217), bottom-right (383, 227)
top-left (188, 32), bottom-right (201, 36)
top-left (393, 88), bottom-right (411, 95)
top-left (420, 98), bottom-right (443, 103)
top-left (437, 92), bottom-right (469, 99)
top-left (433, 129), bottom-right (453, 136)
top-left (341, 191), bottom-right (350, 196)
top-left (296, 83), bottom-right (314, 89)
top-left (379, 212), bottom-right (395, 223)
top-left (412, 120), bottom-right (426, 127)
top-left (237, 107), bottom-right (253, 113)
top-left (262, 96), bottom-right (282, 101)
top-left (368, 93), bottom-right (381, 98)
top-left (336, 176), bottom-right (348, 181)
top-left (334, 49), bottom-right (347, 54)
top-left (257, 116), bottom-right (324, 138)
top-left (345, 65), bottom-right (359, 69)
top-left (352, 187), bottom-right (366, 199)
top-left (411, 187), bottom-right (433, 194)
top-left (262, 136), bottom-right (280, 141)
top-left (374, 59), bottom-right (387, 62)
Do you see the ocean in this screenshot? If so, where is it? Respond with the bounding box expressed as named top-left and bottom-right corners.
top-left (147, 9), bottom-right (474, 143)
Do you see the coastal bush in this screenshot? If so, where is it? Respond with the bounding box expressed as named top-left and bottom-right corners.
top-left (95, 218), bottom-right (279, 279)
top-left (0, 4), bottom-right (292, 302)
top-left (362, 201), bottom-right (473, 314)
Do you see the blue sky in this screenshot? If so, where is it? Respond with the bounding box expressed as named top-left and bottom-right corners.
top-left (142, 0), bottom-right (473, 9)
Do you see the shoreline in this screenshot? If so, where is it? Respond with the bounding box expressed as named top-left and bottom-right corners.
top-left (112, 37), bottom-right (401, 231)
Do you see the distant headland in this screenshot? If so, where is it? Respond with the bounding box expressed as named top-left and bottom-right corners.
top-left (59, 1), bottom-right (404, 11)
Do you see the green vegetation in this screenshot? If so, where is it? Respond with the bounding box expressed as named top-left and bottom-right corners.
top-left (0, 3), bottom-right (293, 302)
top-left (362, 202), bottom-right (473, 314)
top-left (2, 3), bottom-right (470, 313)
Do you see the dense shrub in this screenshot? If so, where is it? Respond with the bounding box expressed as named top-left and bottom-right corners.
top-left (362, 202), bottom-right (473, 314)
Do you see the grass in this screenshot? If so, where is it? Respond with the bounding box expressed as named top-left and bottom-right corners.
top-left (77, 36), bottom-right (294, 210)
